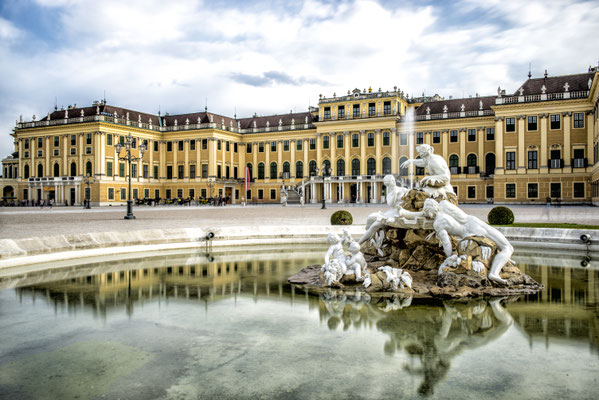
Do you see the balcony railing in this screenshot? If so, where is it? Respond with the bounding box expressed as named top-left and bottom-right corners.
top-left (496, 90), bottom-right (589, 105)
top-left (16, 114), bottom-right (316, 134)
top-left (572, 158), bottom-right (588, 168)
top-left (414, 109), bottom-right (494, 121)
top-left (549, 159), bottom-right (564, 169)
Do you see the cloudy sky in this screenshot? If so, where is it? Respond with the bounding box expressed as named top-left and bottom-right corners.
top-left (1, 0), bottom-right (598, 158)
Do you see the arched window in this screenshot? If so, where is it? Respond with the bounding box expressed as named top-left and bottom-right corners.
top-left (24, 164), bottom-right (30, 179)
top-left (351, 159), bottom-right (360, 176)
top-left (70, 162), bottom-right (77, 177)
top-left (270, 162), bottom-right (277, 179)
top-left (296, 161), bottom-right (303, 178)
top-left (246, 163), bottom-right (253, 179)
top-left (367, 158), bottom-right (376, 175)
top-left (37, 164), bottom-right (43, 178)
top-left (337, 159), bottom-right (345, 176)
top-left (467, 154), bottom-right (477, 166)
top-left (257, 162), bottom-right (265, 179)
top-left (382, 157), bottom-right (391, 174)
top-left (53, 163), bottom-right (60, 177)
top-left (282, 161), bottom-right (290, 178)
top-left (449, 155), bottom-right (459, 167)
top-left (85, 161), bottom-right (92, 176)
top-left (309, 160), bottom-right (317, 176)
top-left (323, 160), bottom-right (331, 176)
top-left (399, 156), bottom-right (408, 176)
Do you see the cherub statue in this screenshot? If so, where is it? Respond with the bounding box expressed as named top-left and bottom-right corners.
top-left (346, 241), bottom-right (366, 281)
top-left (359, 175), bottom-right (408, 244)
top-left (378, 266), bottom-right (413, 290)
top-left (400, 199), bottom-right (513, 285)
top-left (323, 233), bottom-right (347, 274)
top-left (400, 144), bottom-right (454, 197)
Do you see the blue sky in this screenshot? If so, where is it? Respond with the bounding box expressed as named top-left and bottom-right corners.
top-left (1, 0), bottom-right (598, 159)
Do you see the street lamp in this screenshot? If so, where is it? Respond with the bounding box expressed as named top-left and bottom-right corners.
top-left (115, 134), bottom-right (146, 220)
top-left (83, 173), bottom-right (93, 209)
top-left (315, 163), bottom-right (332, 209)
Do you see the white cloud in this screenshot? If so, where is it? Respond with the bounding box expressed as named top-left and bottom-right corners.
top-left (1, 0), bottom-right (599, 160)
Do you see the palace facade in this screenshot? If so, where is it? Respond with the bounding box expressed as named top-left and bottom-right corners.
top-left (2, 67), bottom-right (599, 206)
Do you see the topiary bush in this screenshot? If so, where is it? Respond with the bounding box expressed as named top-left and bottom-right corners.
top-left (488, 206), bottom-right (514, 225)
top-left (331, 210), bottom-right (353, 225)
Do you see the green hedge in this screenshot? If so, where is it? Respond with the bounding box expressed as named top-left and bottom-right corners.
top-left (331, 210), bottom-right (353, 225)
top-left (488, 206), bottom-right (514, 225)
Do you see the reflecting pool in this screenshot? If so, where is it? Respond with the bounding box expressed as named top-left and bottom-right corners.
top-left (0, 249), bottom-right (597, 399)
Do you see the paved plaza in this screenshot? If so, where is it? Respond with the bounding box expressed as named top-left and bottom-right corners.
top-left (0, 203), bottom-right (596, 240)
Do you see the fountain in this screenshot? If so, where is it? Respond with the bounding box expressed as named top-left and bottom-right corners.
top-left (289, 145), bottom-right (543, 298)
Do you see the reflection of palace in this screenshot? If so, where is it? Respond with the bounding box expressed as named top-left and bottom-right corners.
top-left (14, 253), bottom-right (320, 318)
top-left (2, 67), bottom-right (598, 205)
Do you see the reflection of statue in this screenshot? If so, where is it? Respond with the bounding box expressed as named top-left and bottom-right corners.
top-left (359, 175), bottom-right (408, 244)
top-left (400, 199), bottom-right (514, 285)
top-left (400, 144), bottom-right (454, 197)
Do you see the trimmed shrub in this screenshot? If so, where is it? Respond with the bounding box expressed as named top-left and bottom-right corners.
top-left (488, 206), bottom-right (514, 225)
top-left (331, 210), bottom-right (353, 225)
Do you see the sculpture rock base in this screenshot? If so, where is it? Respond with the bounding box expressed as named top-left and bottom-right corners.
top-left (289, 188), bottom-right (543, 299)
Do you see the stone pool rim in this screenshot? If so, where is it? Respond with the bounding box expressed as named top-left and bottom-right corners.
top-left (0, 225), bottom-right (597, 272)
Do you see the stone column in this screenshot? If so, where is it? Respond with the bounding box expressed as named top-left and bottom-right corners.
top-left (160, 141), bottom-right (166, 179)
top-left (78, 133), bottom-right (84, 176)
top-left (62, 135), bottom-right (68, 176)
top-left (330, 133), bottom-right (336, 174)
top-left (442, 129), bottom-right (448, 160)
top-left (209, 139), bottom-right (217, 177)
top-left (99, 133), bottom-right (106, 177)
top-left (196, 140), bottom-right (201, 180)
top-left (424, 130), bottom-right (431, 146)
top-left (17, 139), bottom-right (22, 179)
top-left (477, 127), bottom-right (484, 174)
top-left (494, 117), bottom-right (504, 174)
top-left (517, 116), bottom-right (526, 172)
top-left (311, 181), bottom-right (316, 203)
top-left (239, 142), bottom-right (246, 179)
top-left (31, 136), bottom-right (36, 177)
top-left (360, 130), bottom-right (366, 175)
top-left (563, 112), bottom-right (572, 172)
top-left (252, 143), bottom-right (258, 179)
top-left (459, 129), bottom-right (466, 172)
top-left (265, 141), bottom-right (270, 181)
top-left (94, 132), bottom-right (101, 175)
top-left (277, 141), bottom-right (283, 180)
top-left (229, 141), bottom-right (234, 179)
top-left (540, 114), bottom-right (548, 172)
top-left (45, 136), bottom-right (50, 176)
top-left (184, 139), bottom-right (189, 178)
top-left (303, 139), bottom-right (308, 178)
top-left (149, 140), bottom-right (154, 180)
top-left (375, 129), bottom-right (382, 175)
top-left (173, 141), bottom-right (178, 179)
top-left (587, 111), bottom-right (595, 166)
top-left (344, 131), bottom-right (350, 175)
top-left (290, 140), bottom-right (296, 178)
top-left (391, 128), bottom-right (398, 173)
top-left (316, 134), bottom-right (322, 170)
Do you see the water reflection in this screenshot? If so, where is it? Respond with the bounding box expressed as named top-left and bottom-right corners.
top-left (317, 290), bottom-right (514, 396)
top-left (4, 251), bottom-right (599, 398)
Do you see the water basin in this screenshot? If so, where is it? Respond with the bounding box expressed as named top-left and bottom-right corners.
top-left (0, 247), bottom-right (597, 399)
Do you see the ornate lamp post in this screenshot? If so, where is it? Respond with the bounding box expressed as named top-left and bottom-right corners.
top-left (83, 173), bottom-right (93, 209)
top-left (115, 134), bottom-right (146, 220)
top-left (316, 163), bottom-right (332, 209)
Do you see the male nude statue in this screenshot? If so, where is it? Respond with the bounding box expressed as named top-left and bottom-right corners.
top-left (358, 175), bottom-right (408, 244)
top-left (400, 144), bottom-right (454, 196)
top-left (400, 199), bottom-right (513, 285)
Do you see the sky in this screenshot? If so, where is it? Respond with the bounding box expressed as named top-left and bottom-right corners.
top-left (1, 0), bottom-right (598, 158)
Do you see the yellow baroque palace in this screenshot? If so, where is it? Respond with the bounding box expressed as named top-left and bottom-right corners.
top-left (2, 67), bottom-right (599, 206)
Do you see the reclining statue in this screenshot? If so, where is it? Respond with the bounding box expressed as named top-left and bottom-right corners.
top-left (400, 144), bottom-right (454, 197)
top-left (400, 199), bottom-right (513, 285)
